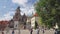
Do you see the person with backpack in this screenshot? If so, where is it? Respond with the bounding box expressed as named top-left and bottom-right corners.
top-left (12, 30), bottom-right (14, 34)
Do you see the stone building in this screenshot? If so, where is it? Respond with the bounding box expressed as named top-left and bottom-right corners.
top-left (9, 6), bottom-right (27, 29)
top-left (26, 12), bottom-right (40, 29)
top-left (0, 21), bottom-right (8, 30)
top-left (0, 6), bottom-right (40, 31)
top-left (7, 6), bottom-right (39, 29)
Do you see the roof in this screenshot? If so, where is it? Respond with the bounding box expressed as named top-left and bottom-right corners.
top-left (0, 21), bottom-right (9, 30)
top-left (0, 21), bottom-right (9, 25)
top-left (34, 13), bottom-right (38, 17)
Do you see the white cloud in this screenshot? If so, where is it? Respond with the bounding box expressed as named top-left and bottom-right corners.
top-left (12, 0), bottom-right (36, 16)
top-left (0, 11), bottom-right (15, 21)
top-left (3, 6), bottom-right (6, 8)
top-left (20, 6), bottom-right (35, 16)
top-left (0, 0), bottom-right (36, 21)
top-left (12, 0), bottom-right (28, 7)
top-left (0, 6), bottom-right (35, 21)
top-left (11, 8), bottom-right (15, 10)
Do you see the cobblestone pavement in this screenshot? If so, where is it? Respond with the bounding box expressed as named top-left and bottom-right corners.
top-left (0, 29), bottom-right (55, 34)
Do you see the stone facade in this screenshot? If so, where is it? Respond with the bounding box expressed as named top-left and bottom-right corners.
top-left (8, 6), bottom-right (39, 29)
top-left (0, 6), bottom-right (40, 31)
top-left (9, 6), bottom-right (27, 29)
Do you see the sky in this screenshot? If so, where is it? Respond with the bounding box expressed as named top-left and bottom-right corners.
top-left (0, 0), bottom-right (37, 21)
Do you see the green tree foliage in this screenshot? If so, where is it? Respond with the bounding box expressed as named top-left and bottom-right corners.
top-left (35, 0), bottom-right (60, 29)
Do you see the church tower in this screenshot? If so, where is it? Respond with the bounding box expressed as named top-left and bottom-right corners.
top-left (13, 6), bottom-right (21, 21)
top-left (13, 6), bottom-right (22, 29)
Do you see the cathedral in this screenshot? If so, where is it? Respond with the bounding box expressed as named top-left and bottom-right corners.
top-left (9, 6), bottom-right (27, 29)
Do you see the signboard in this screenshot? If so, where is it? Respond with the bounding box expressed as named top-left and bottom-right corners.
top-left (31, 17), bottom-right (35, 28)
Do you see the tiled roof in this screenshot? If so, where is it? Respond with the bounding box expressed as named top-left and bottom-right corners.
top-left (34, 13), bottom-right (38, 17)
top-left (0, 21), bottom-right (9, 30)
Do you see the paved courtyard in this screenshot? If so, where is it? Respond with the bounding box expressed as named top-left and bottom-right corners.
top-left (0, 29), bottom-right (55, 34)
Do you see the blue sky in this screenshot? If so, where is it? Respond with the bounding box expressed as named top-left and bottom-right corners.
top-left (0, 0), bottom-right (37, 21)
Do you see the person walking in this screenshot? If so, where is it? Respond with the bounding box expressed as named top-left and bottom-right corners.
top-left (55, 29), bottom-right (58, 34)
top-left (37, 26), bottom-right (40, 34)
top-left (42, 26), bottom-right (45, 34)
top-left (24, 22), bottom-right (26, 29)
top-left (42, 29), bottom-right (45, 34)
top-left (30, 28), bottom-right (33, 34)
top-left (2, 32), bottom-right (4, 34)
top-left (12, 30), bottom-right (14, 34)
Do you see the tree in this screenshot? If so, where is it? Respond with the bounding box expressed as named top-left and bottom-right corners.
top-left (35, 0), bottom-right (60, 29)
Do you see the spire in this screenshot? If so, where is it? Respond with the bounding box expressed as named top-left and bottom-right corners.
top-left (17, 6), bottom-right (20, 9)
top-left (32, 11), bottom-right (34, 17)
top-left (16, 6), bottom-right (21, 12)
top-left (17, 6), bottom-right (20, 11)
top-left (32, 11), bottom-right (34, 15)
top-left (24, 13), bottom-right (26, 16)
top-left (13, 6), bottom-right (22, 21)
top-left (23, 13), bottom-right (26, 17)
top-left (22, 13), bottom-right (27, 22)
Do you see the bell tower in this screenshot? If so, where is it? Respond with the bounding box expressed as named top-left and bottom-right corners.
top-left (13, 6), bottom-right (21, 21)
top-left (13, 6), bottom-right (22, 29)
